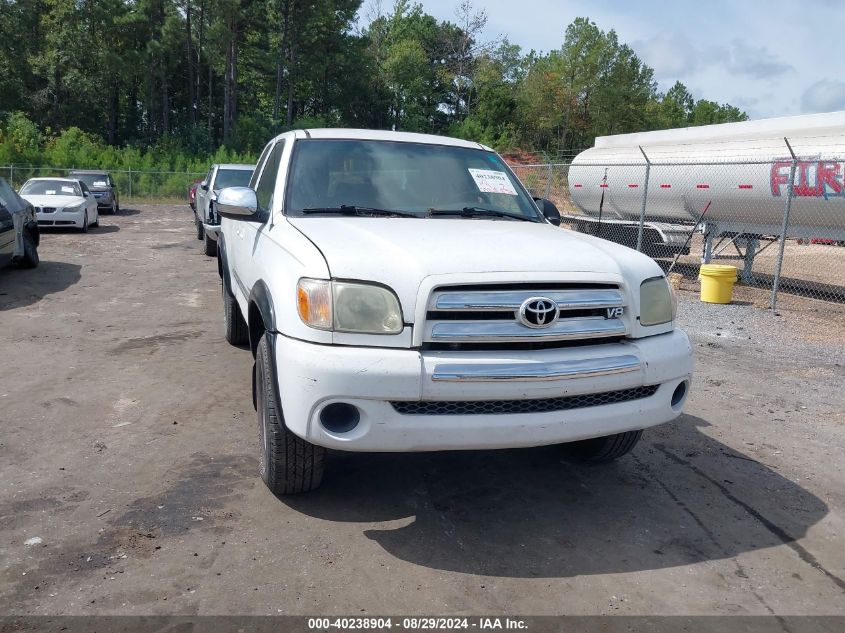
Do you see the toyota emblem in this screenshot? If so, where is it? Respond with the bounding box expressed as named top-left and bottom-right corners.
top-left (517, 297), bottom-right (559, 328)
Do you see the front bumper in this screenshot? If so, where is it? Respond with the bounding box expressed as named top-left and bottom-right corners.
top-left (36, 208), bottom-right (85, 228)
top-left (275, 329), bottom-right (694, 452)
top-left (202, 223), bottom-right (220, 241)
top-left (92, 193), bottom-right (113, 208)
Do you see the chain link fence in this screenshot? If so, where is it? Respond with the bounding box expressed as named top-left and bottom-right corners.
top-left (3, 157), bottom-right (843, 310)
top-left (0, 165), bottom-right (205, 202)
top-left (510, 156), bottom-right (845, 311)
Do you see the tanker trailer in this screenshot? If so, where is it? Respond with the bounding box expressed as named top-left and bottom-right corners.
top-left (567, 110), bottom-right (845, 278)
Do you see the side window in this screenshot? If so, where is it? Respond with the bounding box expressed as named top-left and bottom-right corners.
top-left (0, 179), bottom-right (14, 207)
top-left (250, 142), bottom-right (275, 190)
top-left (254, 141), bottom-right (285, 213)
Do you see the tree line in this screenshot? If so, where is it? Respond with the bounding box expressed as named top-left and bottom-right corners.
top-left (0, 0), bottom-right (748, 168)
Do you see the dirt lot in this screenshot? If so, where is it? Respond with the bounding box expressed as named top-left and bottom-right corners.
top-left (1, 205), bottom-right (844, 616)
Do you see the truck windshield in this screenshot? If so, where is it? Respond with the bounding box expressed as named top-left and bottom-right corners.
top-left (286, 139), bottom-right (541, 220)
top-left (73, 174), bottom-right (109, 187)
top-left (214, 169), bottom-right (253, 191)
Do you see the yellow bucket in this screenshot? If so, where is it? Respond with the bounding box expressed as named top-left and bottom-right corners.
top-left (699, 264), bottom-right (737, 304)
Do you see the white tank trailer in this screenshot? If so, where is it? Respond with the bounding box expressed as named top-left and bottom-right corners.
top-left (567, 111), bottom-right (845, 279)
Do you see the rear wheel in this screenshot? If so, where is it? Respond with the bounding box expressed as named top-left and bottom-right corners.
top-left (203, 232), bottom-right (217, 256)
top-left (222, 272), bottom-right (249, 345)
top-left (17, 230), bottom-right (39, 268)
top-left (560, 430), bottom-right (643, 463)
top-left (195, 217), bottom-right (204, 240)
top-left (255, 333), bottom-right (326, 495)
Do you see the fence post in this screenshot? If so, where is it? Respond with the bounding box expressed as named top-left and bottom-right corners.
top-left (128, 166), bottom-right (132, 200)
top-left (9, 164), bottom-right (13, 189)
top-left (636, 146), bottom-right (651, 252)
top-left (771, 137), bottom-right (797, 312)
top-left (544, 163), bottom-right (553, 199)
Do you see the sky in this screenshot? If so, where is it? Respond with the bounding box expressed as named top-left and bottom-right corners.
top-left (369, 0), bottom-right (845, 120)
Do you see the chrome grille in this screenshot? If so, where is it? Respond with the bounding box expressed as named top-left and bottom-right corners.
top-left (424, 284), bottom-right (627, 350)
top-left (391, 385), bottom-right (658, 415)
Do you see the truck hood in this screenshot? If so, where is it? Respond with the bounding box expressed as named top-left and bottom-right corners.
top-left (287, 217), bottom-right (650, 316)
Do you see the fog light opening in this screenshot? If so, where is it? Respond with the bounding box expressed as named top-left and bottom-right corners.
top-left (671, 381), bottom-right (688, 410)
top-left (320, 403), bottom-right (360, 434)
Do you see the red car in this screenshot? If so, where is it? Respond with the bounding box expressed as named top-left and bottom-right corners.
top-left (188, 179), bottom-right (202, 211)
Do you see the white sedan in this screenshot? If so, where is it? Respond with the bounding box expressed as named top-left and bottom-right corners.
top-left (19, 178), bottom-right (99, 232)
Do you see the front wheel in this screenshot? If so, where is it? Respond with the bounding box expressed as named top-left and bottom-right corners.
top-left (203, 232), bottom-right (217, 256)
top-left (560, 430), bottom-right (643, 463)
top-left (222, 272), bottom-right (249, 346)
top-left (195, 218), bottom-right (204, 240)
top-left (80, 212), bottom-right (89, 233)
top-left (255, 334), bottom-right (326, 495)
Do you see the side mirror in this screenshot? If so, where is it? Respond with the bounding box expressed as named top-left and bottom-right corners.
top-left (534, 197), bottom-right (561, 226)
top-left (84, 192), bottom-right (90, 198)
top-left (200, 182), bottom-right (209, 191)
top-left (217, 187), bottom-right (261, 221)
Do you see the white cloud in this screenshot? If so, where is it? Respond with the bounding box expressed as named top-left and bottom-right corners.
top-left (633, 34), bottom-right (708, 78)
top-left (727, 40), bottom-right (792, 79)
top-left (801, 81), bottom-right (845, 113)
top-left (633, 35), bottom-right (789, 83)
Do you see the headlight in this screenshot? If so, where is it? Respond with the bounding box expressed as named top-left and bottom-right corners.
top-left (62, 203), bottom-right (84, 211)
top-left (296, 279), bottom-right (403, 334)
top-left (297, 279), bottom-right (332, 330)
top-left (639, 276), bottom-right (675, 326)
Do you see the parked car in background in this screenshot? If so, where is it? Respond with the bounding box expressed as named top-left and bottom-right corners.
top-left (19, 178), bottom-right (99, 232)
top-left (194, 164), bottom-right (254, 257)
top-left (0, 177), bottom-right (39, 269)
top-left (188, 179), bottom-right (202, 211)
top-left (69, 170), bottom-right (120, 214)
top-left (215, 129), bottom-right (693, 494)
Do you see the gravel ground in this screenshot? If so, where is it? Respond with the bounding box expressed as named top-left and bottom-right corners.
top-left (1, 205), bottom-right (844, 617)
top-left (676, 294), bottom-right (845, 366)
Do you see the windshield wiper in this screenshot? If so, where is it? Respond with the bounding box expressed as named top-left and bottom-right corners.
top-left (428, 206), bottom-right (536, 222)
top-left (300, 205), bottom-right (418, 218)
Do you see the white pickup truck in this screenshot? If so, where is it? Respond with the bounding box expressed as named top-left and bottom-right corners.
top-left (194, 163), bottom-right (254, 256)
top-left (216, 129), bottom-right (693, 494)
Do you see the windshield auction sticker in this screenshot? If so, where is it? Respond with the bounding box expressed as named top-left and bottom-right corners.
top-left (468, 169), bottom-right (518, 195)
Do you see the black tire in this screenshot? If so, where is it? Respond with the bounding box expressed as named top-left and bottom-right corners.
top-left (17, 230), bottom-right (39, 268)
top-left (80, 212), bottom-right (89, 233)
top-left (560, 430), bottom-right (643, 463)
top-left (110, 200), bottom-right (117, 215)
top-left (255, 333), bottom-right (326, 495)
top-left (222, 272), bottom-right (249, 345)
top-left (195, 218), bottom-right (204, 240)
top-left (203, 233), bottom-right (217, 256)
top-left (91, 212), bottom-right (99, 228)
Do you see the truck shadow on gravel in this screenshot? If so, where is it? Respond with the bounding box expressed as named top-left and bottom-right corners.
top-left (0, 261), bottom-right (81, 311)
top-left (285, 414), bottom-right (836, 581)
